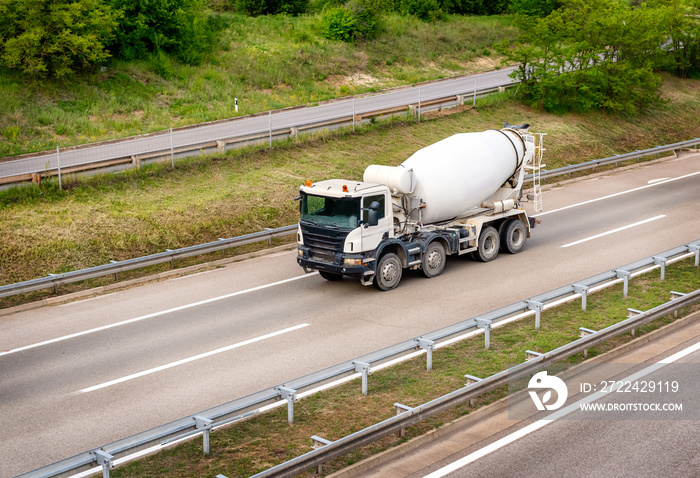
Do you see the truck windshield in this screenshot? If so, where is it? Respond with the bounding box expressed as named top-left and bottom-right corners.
top-left (301, 194), bottom-right (360, 229)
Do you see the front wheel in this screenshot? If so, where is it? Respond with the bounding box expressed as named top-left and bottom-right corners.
top-left (421, 241), bottom-right (446, 278)
top-left (319, 271), bottom-right (343, 281)
top-left (373, 253), bottom-right (403, 291)
top-left (472, 226), bottom-right (500, 262)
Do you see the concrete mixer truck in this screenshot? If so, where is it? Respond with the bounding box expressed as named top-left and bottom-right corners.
top-left (296, 124), bottom-right (545, 290)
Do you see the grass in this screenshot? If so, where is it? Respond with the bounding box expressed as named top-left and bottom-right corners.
top-left (1, 75), bottom-right (700, 308)
top-left (0, 13), bottom-right (518, 157)
top-left (107, 257), bottom-right (700, 477)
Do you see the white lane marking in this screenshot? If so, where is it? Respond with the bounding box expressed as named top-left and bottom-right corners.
top-left (561, 215), bottom-right (666, 248)
top-left (1, 273), bottom-right (318, 357)
top-left (533, 171), bottom-right (700, 217)
top-left (78, 323), bottom-right (310, 393)
top-left (648, 177), bottom-right (670, 184)
top-left (423, 339), bottom-right (700, 478)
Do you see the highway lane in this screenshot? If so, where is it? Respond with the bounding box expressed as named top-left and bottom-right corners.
top-left (1, 153), bottom-right (699, 476)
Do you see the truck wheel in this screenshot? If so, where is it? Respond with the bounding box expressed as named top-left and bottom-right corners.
top-left (374, 253), bottom-right (402, 291)
top-left (319, 271), bottom-right (343, 281)
top-left (473, 226), bottom-right (500, 262)
top-left (421, 241), bottom-right (446, 278)
top-left (501, 219), bottom-right (527, 254)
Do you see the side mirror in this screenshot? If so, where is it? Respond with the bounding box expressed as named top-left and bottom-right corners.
top-left (367, 201), bottom-right (380, 227)
top-left (367, 209), bottom-right (379, 227)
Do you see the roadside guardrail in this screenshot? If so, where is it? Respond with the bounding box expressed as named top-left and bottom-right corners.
top-left (0, 225), bottom-right (297, 299)
top-left (3, 137), bottom-right (698, 301)
top-left (15, 240), bottom-right (700, 478)
top-left (0, 71), bottom-right (515, 186)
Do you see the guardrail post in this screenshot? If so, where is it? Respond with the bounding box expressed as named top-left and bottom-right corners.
top-left (670, 291), bottom-right (687, 318)
top-left (473, 79), bottom-right (477, 106)
top-left (48, 273), bottom-right (58, 294)
top-left (416, 338), bottom-right (436, 370)
top-left (418, 87), bottom-right (421, 122)
top-left (573, 284), bottom-right (590, 311)
top-left (526, 300), bottom-right (544, 329)
top-left (170, 128), bottom-right (175, 167)
top-left (579, 327), bottom-right (597, 358)
top-left (615, 269), bottom-right (632, 297)
top-left (194, 416), bottom-right (214, 455)
top-left (277, 386), bottom-right (297, 423)
top-left (464, 375), bottom-right (482, 407)
top-left (352, 98), bottom-right (356, 132)
top-left (92, 449), bottom-right (113, 478)
top-left (311, 435), bottom-right (333, 473)
top-left (394, 403), bottom-right (412, 436)
top-left (353, 361), bottom-right (372, 395)
top-left (269, 111), bottom-right (272, 148)
top-left (56, 146), bottom-right (62, 190)
top-left (653, 256), bottom-right (667, 281)
top-left (165, 249), bottom-right (175, 268)
top-left (627, 308), bottom-right (644, 336)
top-left (476, 318), bottom-right (492, 348)
top-left (109, 260), bottom-right (119, 281)
top-left (525, 350), bottom-right (543, 361)
top-left (688, 244), bottom-right (700, 267)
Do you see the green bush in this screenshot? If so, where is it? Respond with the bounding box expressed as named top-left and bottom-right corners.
top-left (0, 0), bottom-right (118, 78)
top-left (237, 0), bottom-right (309, 15)
top-left (321, 7), bottom-right (358, 41)
top-left (109, 0), bottom-right (220, 64)
top-left (400, 0), bottom-right (441, 21)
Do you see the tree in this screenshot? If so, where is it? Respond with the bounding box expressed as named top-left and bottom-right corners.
top-left (496, 0), bottom-right (666, 113)
top-left (0, 0), bottom-right (118, 78)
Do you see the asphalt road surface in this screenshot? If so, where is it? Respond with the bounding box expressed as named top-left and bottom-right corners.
top-left (1, 151), bottom-right (699, 477)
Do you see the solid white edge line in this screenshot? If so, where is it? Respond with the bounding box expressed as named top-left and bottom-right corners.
top-left (1, 273), bottom-right (317, 357)
top-left (561, 215), bottom-right (666, 248)
top-left (532, 171), bottom-right (700, 218)
top-left (423, 339), bottom-right (700, 478)
top-left (78, 323), bottom-right (310, 393)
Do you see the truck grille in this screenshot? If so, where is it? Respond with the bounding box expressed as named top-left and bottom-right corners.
top-left (300, 223), bottom-right (348, 264)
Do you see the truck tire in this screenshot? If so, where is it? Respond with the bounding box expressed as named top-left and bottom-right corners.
top-left (421, 241), bottom-right (446, 278)
top-left (501, 219), bottom-right (527, 254)
top-left (374, 253), bottom-right (402, 291)
top-left (319, 271), bottom-right (343, 281)
top-left (473, 226), bottom-right (500, 262)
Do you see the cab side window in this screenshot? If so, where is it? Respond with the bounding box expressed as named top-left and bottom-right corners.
top-left (362, 195), bottom-right (385, 222)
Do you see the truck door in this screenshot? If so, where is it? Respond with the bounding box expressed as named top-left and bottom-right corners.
top-left (362, 194), bottom-right (390, 251)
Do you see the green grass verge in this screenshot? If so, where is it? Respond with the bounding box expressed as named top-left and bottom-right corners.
top-left (107, 258), bottom-right (699, 478)
top-left (1, 75), bottom-right (700, 308)
top-left (0, 13), bottom-right (517, 157)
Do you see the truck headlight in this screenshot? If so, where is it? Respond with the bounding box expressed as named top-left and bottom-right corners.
top-left (343, 258), bottom-right (362, 266)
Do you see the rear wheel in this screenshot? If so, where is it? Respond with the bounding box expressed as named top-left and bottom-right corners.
top-left (501, 219), bottom-right (527, 254)
top-left (319, 271), bottom-right (343, 281)
top-left (421, 241), bottom-right (446, 278)
top-left (373, 253), bottom-right (402, 291)
top-left (473, 226), bottom-right (500, 262)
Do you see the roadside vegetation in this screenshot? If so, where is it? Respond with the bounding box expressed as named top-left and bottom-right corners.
top-left (106, 258), bottom-right (699, 477)
top-left (1, 74), bottom-right (700, 307)
top-left (0, 11), bottom-right (517, 157)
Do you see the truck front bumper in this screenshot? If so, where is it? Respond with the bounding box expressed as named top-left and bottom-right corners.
top-left (297, 246), bottom-right (375, 278)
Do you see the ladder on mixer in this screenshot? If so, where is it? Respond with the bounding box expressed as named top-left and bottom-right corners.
top-left (525, 133), bottom-right (546, 213)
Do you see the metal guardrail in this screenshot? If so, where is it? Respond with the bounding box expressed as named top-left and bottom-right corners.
top-left (0, 71), bottom-right (515, 185)
top-left (524, 138), bottom-right (700, 181)
top-left (16, 240), bottom-right (700, 478)
top-left (0, 225), bottom-right (297, 299)
top-left (252, 287), bottom-right (700, 478)
top-left (3, 136), bottom-right (698, 300)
